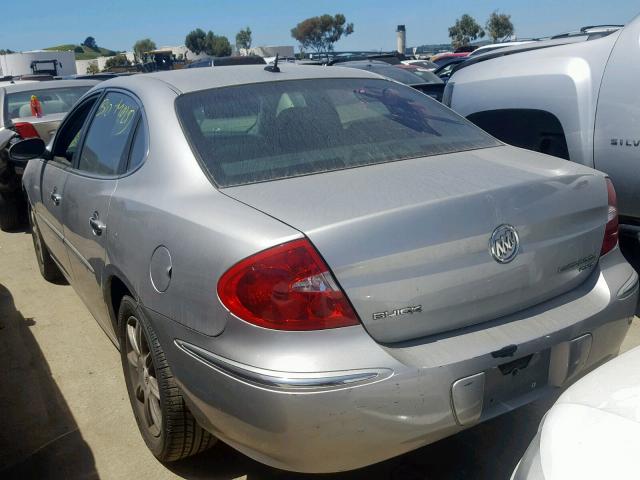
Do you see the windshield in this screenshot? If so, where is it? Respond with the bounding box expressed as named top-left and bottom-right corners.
top-left (6, 86), bottom-right (91, 119)
top-left (176, 78), bottom-right (499, 187)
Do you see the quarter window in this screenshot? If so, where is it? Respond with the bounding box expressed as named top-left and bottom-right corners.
top-left (127, 118), bottom-right (147, 171)
top-left (77, 92), bottom-right (140, 175)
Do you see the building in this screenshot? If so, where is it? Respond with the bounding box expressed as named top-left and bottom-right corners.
top-left (156, 45), bottom-right (208, 61)
top-left (0, 50), bottom-right (76, 77)
top-left (75, 58), bottom-right (98, 74)
top-left (76, 52), bottom-right (136, 74)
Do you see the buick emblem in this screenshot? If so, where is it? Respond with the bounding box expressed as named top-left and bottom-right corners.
top-left (489, 225), bottom-right (519, 264)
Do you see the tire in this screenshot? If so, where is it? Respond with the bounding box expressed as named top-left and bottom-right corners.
top-left (118, 296), bottom-right (216, 462)
top-left (29, 207), bottom-right (64, 282)
top-left (0, 192), bottom-right (20, 231)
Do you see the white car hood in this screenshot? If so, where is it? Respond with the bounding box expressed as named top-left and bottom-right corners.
top-left (539, 346), bottom-right (640, 480)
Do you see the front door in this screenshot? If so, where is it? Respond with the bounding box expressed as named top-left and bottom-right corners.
top-left (33, 94), bottom-right (101, 279)
top-left (63, 91), bottom-right (141, 337)
top-left (35, 160), bottom-right (71, 277)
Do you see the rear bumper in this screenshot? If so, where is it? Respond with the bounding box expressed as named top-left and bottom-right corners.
top-left (147, 248), bottom-right (637, 473)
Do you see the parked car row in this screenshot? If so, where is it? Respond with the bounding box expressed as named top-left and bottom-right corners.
top-left (443, 16), bottom-right (640, 479)
top-left (445, 16), bottom-right (640, 256)
top-left (0, 79), bottom-right (99, 229)
top-left (2, 55), bottom-right (636, 475)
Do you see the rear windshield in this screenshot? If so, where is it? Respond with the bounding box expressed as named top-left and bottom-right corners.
top-left (6, 86), bottom-right (91, 119)
top-left (176, 78), bottom-right (499, 187)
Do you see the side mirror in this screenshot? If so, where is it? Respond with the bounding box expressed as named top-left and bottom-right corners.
top-left (8, 137), bottom-right (46, 163)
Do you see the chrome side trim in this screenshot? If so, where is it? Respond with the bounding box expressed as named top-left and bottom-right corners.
top-left (36, 210), bottom-right (63, 240)
top-left (175, 339), bottom-right (392, 391)
top-left (35, 210), bottom-right (94, 274)
top-left (64, 238), bottom-right (95, 274)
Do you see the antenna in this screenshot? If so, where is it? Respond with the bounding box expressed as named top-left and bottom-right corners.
top-left (264, 53), bottom-right (281, 73)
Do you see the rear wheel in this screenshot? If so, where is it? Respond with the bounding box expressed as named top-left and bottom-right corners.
top-left (118, 296), bottom-right (216, 461)
top-left (29, 207), bottom-right (64, 282)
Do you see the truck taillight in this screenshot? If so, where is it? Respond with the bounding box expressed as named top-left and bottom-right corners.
top-left (600, 177), bottom-right (618, 256)
top-left (13, 122), bottom-right (40, 139)
top-left (217, 238), bottom-right (360, 330)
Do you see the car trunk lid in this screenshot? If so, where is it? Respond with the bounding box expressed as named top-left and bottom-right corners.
top-left (223, 146), bottom-right (607, 343)
top-left (11, 112), bottom-right (65, 143)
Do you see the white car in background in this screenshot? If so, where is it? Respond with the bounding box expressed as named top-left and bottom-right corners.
top-left (512, 345), bottom-right (640, 479)
top-left (467, 41), bottom-right (535, 57)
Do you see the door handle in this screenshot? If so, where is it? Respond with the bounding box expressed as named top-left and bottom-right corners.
top-left (89, 212), bottom-right (106, 236)
top-left (50, 191), bottom-right (62, 206)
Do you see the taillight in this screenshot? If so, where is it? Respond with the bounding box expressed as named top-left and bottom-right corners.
top-left (13, 122), bottom-right (40, 139)
top-left (600, 177), bottom-right (618, 256)
top-left (217, 238), bottom-right (360, 330)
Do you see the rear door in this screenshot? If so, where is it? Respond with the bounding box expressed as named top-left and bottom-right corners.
top-left (63, 91), bottom-right (142, 336)
top-left (33, 95), bottom-right (100, 279)
top-left (35, 161), bottom-right (70, 276)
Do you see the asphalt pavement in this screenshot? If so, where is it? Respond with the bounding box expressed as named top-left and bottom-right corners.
top-left (1, 226), bottom-right (638, 480)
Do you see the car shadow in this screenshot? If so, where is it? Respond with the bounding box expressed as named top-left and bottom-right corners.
top-left (166, 390), bottom-right (560, 480)
top-left (0, 283), bottom-right (98, 479)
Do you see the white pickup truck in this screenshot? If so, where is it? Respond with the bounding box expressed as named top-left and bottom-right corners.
top-left (445, 16), bottom-right (640, 235)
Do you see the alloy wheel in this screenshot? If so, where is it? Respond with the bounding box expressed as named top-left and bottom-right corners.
top-left (125, 315), bottom-right (162, 437)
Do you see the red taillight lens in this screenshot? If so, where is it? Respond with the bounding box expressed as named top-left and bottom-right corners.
top-left (13, 122), bottom-right (40, 139)
top-left (600, 177), bottom-right (618, 256)
top-left (217, 238), bottom-right (360, 330)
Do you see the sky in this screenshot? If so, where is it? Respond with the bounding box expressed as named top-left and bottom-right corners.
top-left (1, 0), bottom-right (638, 52)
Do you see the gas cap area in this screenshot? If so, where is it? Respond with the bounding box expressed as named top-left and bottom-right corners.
top-left (150, 246), bottom-right (172, 293)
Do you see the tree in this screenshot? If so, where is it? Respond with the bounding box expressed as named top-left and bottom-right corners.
top-left (0, 49), bottom-right (14, 55)
top-left (104, 54), bottom-right (131, 70)
top-left (291, 14), bottom-right (354, 55)
top-left (185, 28), bottom-right (207, 55)
top-left (86, 63), bottom-right (100, 74)
top-left (448, 14), bottom-right (485, 48)
top-left (486, 11), bottom-right (514, 43)
top-left (82, 36), bottom-right (98, 49)
top-left (236, 27), bottom-right (252, 54)
top-left (133, 38), bottom-right (157, 63)
top-left (204, 31), bottom-right (231, 57)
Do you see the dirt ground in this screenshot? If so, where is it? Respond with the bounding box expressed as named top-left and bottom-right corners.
top-left (1, 226), bottom-right (639, 480)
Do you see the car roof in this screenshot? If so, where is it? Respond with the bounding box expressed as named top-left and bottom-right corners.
top-left (98, 63), bottom-right (383, 94)
top-left (1, 79), bottom-right (101, 94)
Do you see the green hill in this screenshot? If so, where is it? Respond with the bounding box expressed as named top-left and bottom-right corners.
top-left (44, 44), bottom-right (119, 60)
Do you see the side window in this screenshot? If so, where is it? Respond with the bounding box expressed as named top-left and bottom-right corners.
top-left (77, 92), bottom-right (140, 176)
top-left (52, 96), bottom-right (99, 165)
top-left (127, 118), bottom-right (147, 171)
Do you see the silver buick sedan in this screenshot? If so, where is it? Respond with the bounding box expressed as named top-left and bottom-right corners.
top-left (11, 64), bottom-right (638, 473)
